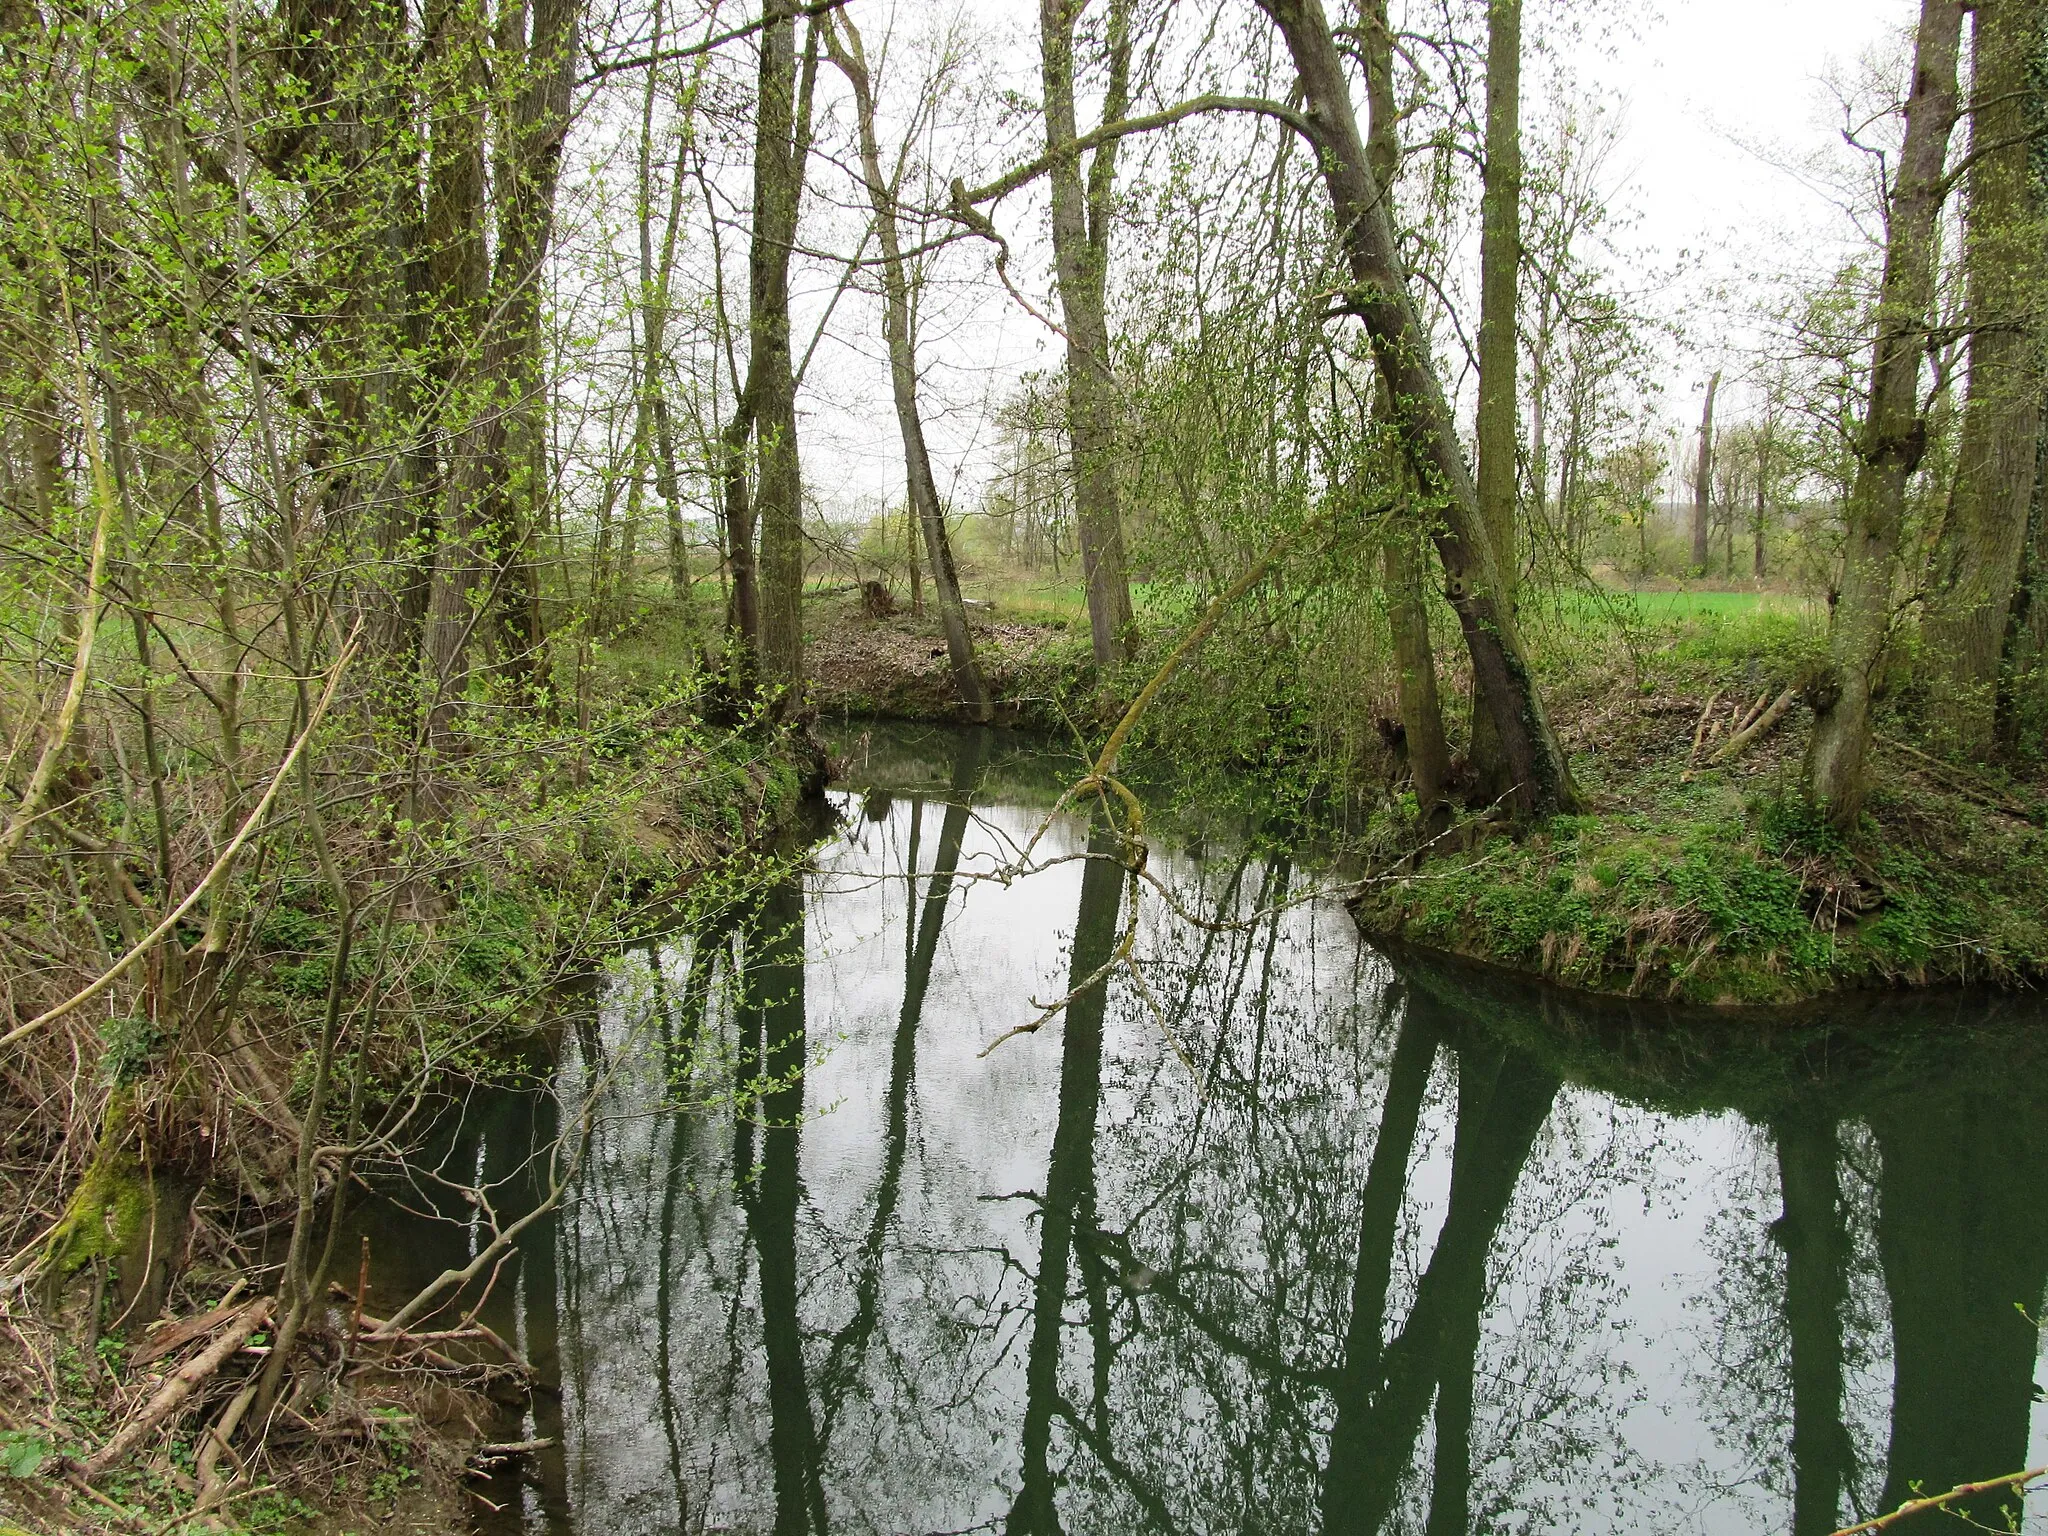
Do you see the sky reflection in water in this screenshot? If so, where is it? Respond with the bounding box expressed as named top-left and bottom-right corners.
top-left (366, 726), bottom-right (2048, 1536)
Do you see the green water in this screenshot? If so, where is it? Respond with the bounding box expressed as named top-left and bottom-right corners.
top-left (364, 725), bottom-right (2048, 1535)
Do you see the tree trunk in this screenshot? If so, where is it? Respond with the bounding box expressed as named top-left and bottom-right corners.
top-left (1808, 0), bottom-right (1966, 827)
top-left (1922, 0), bottom-right (2045, 754)
top-left (1692, 369), bottom-right (1719, 575)
top-left (1474, 0), bottom-right (1521, 599)
top-left (453, 0), bottom-right (580, 692)
top-left (1362, 0), bottom-right (1450, 816)
top-left (1258, 0), bottom-right (1579, 817)
top-left (1754, 416), bottom-right (1771, 579)
top-left (418, 0), bottom-right (490, 750)
top-left (828, 19), bottom-right (990, 720)
top-left (721, 390), bottom-right (760, 661)
top-left (1469, 0), bottom-right (1521, 797)
top-left (748, 1), bottom-right (816, 707)
top-left (1775, 1117), bottom-right (1853, 1536)
top-left (1040, 0), bottom-right (1136, 671)
top-left (631, 1), bottom-right (699, 647)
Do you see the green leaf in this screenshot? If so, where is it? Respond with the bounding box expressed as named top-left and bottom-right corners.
top-left (0, 1431), bottom-right (50, 1478)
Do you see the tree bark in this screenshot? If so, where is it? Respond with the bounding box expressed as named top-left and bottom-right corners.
top-left (1475, 0), bottom-right (1521, 602)
top-left (1692, 369), bottom-right (1719, 575)
top-left (1361, 0), bottom-right (1450, 816)
top-left (1039, 0), bottom-right (1136, 671)
top-left (748, 1), bottom-right (815, 707)
top-left (1258, 0), bottom-right (1579, 817)
top-left (826, 16), bottom-right (990, 720)
top-left (1469, 0), bottom-right (1523, 797)
top-left (1808, 0), bottom-right (1966, 827)
top-left (1923, 0), bottom-right (2045, 754)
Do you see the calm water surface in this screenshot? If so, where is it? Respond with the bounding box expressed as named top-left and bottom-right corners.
top-left (365, 726), bottom-right (2048, 1536)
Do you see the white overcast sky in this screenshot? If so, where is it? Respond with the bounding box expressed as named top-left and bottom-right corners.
top-left (786, 0), bottom-right (1922, 517)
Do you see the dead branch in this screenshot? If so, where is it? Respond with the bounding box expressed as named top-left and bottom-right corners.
top-left (82, 1297), bottom-right (272, 1479)
top-left (129, 1283), bottom-right (251, 1368)
top-left (1710, 687), bottom-right (1797, 765)
top-left (1875, 732), bottom-right (2038, 817)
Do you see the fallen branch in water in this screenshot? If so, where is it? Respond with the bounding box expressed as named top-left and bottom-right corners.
top-left (1828, 1464), bottom-right (2046, 1535)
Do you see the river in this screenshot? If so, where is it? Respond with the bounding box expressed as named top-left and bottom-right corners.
top-left (360, 724), bottom-right (2048, 1535)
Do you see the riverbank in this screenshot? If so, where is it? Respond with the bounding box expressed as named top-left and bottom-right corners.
top-left (0, 695), bottom-right (824, 1536)
top-left (804, 586), bottom-right (2048, 1006)
top-left (1350, 655), bottom-right (2048, 1006)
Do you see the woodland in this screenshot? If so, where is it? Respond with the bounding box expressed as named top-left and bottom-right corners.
top-left (0, 0), bottom-right (2045, 1527)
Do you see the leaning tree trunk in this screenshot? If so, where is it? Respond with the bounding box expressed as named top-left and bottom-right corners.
top-left (827, 15), bottom-right (990, 722)
top-left (1258, 0), bottom-right (1578, 817)
top-left (1922, 0), bottom-right (2045, 754)
top-left (1808, 0), bottom-right (1966, 827)
top-left (1469, 0), bottom-right (1523, 800)
top-left (1692, 370), bottom-right (1719, 575)
top-left (1040, 0), bottom-right (1136, 672)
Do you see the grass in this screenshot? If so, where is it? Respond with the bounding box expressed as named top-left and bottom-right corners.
top-left (1355, 595), bottom-right (2048, 1004)
top-left (595, 560), bottom-right (2048, 1008)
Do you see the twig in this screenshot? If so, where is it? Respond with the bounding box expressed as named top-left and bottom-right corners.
top-left (65, 1471), bottom-right (147, 1529)
top-left (1828, 1464), bottom-right (2046, 1535)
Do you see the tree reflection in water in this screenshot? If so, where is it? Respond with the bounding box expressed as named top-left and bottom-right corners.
top-left (351, 728), bottom-right (2048, 1536)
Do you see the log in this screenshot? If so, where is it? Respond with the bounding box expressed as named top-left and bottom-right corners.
top-left (1735, 687), bottom-right (1772, 735)
top-left (1709, 687), bottom-right (1797, 765)
top-left (83, 1298), bottom-right (272, 1479)
top-left (1687, 691), bottom-right (1723, 762)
